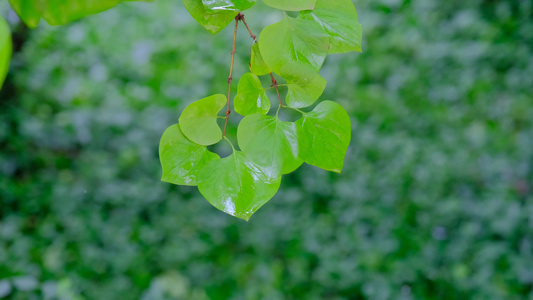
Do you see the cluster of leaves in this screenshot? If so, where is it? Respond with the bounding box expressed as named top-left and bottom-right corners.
top-left (161, 0), bottom-right (362, 220)
top-left (0, 0), bottom-right (362, 221)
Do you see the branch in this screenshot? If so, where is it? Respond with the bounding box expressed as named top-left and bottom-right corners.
top-left (241, 14), bottom-right (256, 42)
top-left (223, 14), bottom-right (242, 138)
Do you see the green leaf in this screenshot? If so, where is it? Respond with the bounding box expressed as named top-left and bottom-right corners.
top-left (198, 151), bottom-right (281, 221)
top-left (258, 15), bottom-right (329, 74)
top-left (202, 0), bottom-right (257, 12)
top-left (8, 0), bottom-right (44, 28)
top-left (280, 62), bottom-right (326, 108)
top-left (299, 0), bottom-right (363, 53)
top-left (249, 43), bottom-right (270, 76)
top-left (43, 0), bottom-right (122, 26)
top-left (238, 114), bottom-right (308, 177)
top-left (8, 0), bottom-right (151, 27)
top-left (159, 124), bottom-right (220, 186)
top-left (234, 73), bottom-right (270, 116)
top-left (262, 0), bottom-right (316, 11)
top-left (0, 17), bottom-right (11, 88)
top-left (179, 94), bottom-right (227, 146)
top-left (183, 0), bottom-right (238, 34)
top-left (297, 101), bottom-right (351, 173)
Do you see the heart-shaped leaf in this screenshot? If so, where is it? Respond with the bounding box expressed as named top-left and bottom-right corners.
top-left (201, 0), bottom-right (257, 12)
top-left (280, 62), bottom-right (326, 108)
top-left (159, 124), bottom-right (220, 186)
top-left (249, 43), bottom-right (271, 76)
top-left (238, 114), bottom-right (308, 177)
top-left (198, 151), bottom-right (281, 221)
top-left (297, 101), bottom-right (351, 173)
top-left (183, 0), bottom-right (238, 34)
top-left (299, 0), bottom-right (363, 53)
top-left (262, 0), bottom-right (316, 11)
top-left (0, 17), bottom-right (11, 88)
top-left (179, 94), bottom-right (227, 146)
top-left (234, 73), bottom-right (270, 116)
top-left (258, 15), bottom-right (329, 74)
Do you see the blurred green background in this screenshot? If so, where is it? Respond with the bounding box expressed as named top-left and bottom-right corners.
top-left (1, 0), bottom-right (532, 299)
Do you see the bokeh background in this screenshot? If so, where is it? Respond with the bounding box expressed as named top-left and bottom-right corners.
top-left (1, 0), bottom-right (532, 299)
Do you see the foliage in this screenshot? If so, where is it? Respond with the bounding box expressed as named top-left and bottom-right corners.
top-left (1, 0), bottom-right (533, 299)
top-left (1, 0), bottom-right (363, 221)
top-left (161, 0), bottom-right (363, 220)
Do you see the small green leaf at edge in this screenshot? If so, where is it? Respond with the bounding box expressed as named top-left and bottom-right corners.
top-left (8, 0), bottom-right (43, 28)
top-left (179, 94), bottom-right (227, 146)
top-left (0, 17), bottom-right (11, 88)
top-left (198, 151), bottom-right (281, 221)
top-left (299, 0), bottom-right (363, 54)
top-left (249, 43), bottom-right (271, 76)
top-left (159, 124), bottom-right (220, 186)
top-left (234, 73), bottom-right (270, 116)
top-left (237, 114), bottom-right (309, 178)
top-left (201, 0), bottom-right (257, 13)
top-left (297, 100), bottom-right (351, 173)
top-left (258, 15), bottom-right (329, 74)
top-left (183, 0), bottom-right (238, 34)
top-left (262, 0), bottom-right (316, 11)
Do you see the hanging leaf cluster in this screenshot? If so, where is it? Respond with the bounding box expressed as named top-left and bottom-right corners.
top-left (161, 0), bottom-right (362, 220)
top-left (1, 0), bottom-right (362, 221)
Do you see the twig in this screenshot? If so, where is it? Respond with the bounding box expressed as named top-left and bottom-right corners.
top-left (240, 14), bottom-right (256, 42)
top-left (270, 73), bottom-right (283, 106)
top-left (239, 15), bottom-right (284, 107)
top-left (223, 14), bottom-right (241, 138)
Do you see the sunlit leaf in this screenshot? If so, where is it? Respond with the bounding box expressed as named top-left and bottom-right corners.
top-left (258, 15), bottom-right (329, 74)
top-left (280, 62), bottom-right (326, 108)
top-left (0, 17), bottom-right (11, 88)
top-left (201, 0), bottom-right (257, 12)
top-left (249, 43), bottom-right (270, 76)
top-left (299, 0), bottom-right (363, 53)
top-left (179, 94), bottom-right (227, 146)
top-left (262, 0), bottom-right (316, 11)
top-left (234, 73), bottom-right (270, 116)
top-left (43, 0), bottom-right (121, 25)
top-left (238, 114), bottom-right (308, 177)
top-left (159, 124), bottom-right (220, 186)
top-left (198, 151), bottom-right (281, 221)
top-left (297, 101), bottom-right (351, 173)
top-left (183, 0), bottom-right (238, 34)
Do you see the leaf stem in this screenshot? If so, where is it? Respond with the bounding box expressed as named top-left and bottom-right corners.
top-left (223, 14), bottom-right (242, 138)
top-left (288, 107), bottom-right (305, 114)
top-left (240, 14), bottom-right (256, 42)
top-left (224, 136), bottom-right (236, 152)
